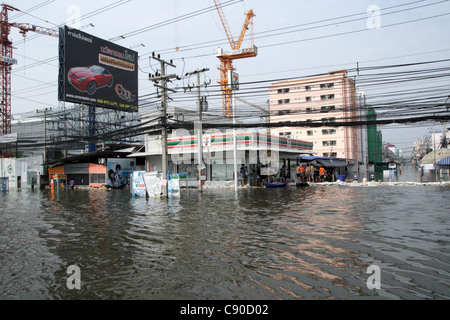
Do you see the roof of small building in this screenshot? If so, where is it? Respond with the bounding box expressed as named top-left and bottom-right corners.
top-left (46, 145), bottom-right (143, 167)
top-left (421, 148), bottom-right (450, 164)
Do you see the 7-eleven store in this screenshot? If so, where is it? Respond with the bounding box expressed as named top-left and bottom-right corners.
top-left (129, 130), bottom-right (313, 186)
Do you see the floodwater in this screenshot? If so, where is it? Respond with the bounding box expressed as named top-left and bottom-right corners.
top-left (0, 172), bottom-right (449, 300)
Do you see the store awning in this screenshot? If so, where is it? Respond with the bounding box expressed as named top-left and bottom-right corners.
top-left (299, 156), bottom-right (348, 168)
top-left (437, 156), bottom-right (450, 165)
top-left (436, 156), bottom-right (450, 168)
top-left (316, 158), bottom-right (347, 168)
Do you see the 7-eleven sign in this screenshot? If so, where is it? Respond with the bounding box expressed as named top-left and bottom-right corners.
top-left (229, 71), bottom-right (239, 90)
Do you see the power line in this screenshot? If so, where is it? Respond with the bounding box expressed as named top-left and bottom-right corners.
top-left (148, 0), bottom-right (446, 57)
top-left (6, 0), bottom-right (450, 137)
top-left (109, 0), bottom-right (243, 42)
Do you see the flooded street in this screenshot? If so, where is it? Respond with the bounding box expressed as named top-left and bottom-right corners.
top-left (0, 178), bottom-right (449, 300)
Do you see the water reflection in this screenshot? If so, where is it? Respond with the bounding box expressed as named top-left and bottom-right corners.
top-left (228, 187), bottom-right (367, 298)
top-left (0, 184), bottom-right (449, 299)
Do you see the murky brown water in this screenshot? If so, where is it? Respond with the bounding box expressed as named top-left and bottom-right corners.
top-left (0, 181), bottom-right (449, 300)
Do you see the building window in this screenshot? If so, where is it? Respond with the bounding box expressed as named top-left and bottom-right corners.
top-left (321, 117), bottom-right (336, 123)
top-left (278, 110), bottom-right (291, 115)
top-left (322, 129), bottom-right (337, 135)
top-left (277, 88), bottom-right (290, 94)
top-left (320, 83), bottom-right (335, 89)
top-left (278, 99), bottom-right (290, 104)
top-left (305, 96), bottom-right (312, 102)
top-left (306, 107), bottom-right (312, 113)
top-left (307, 130), bottom-right (313, 136)
top-left (320, 105), bottom-right (336, 113)
top-left (90, 173), bottom-right (106, 184)
top-left (323, 152), bottom-right (337, 157)
top-left (321, 94), bottom-right (335, 100)
top-left (322, 140), bottom-right (337, 147)
top-left (305, 86), bottom-right (311, 91)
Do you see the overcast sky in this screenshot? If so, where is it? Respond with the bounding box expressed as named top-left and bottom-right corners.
top-left (5, 0), bottom-right (450, 153)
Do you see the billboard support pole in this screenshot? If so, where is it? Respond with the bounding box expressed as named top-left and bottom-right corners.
top-left (149, 53), bottom-right (177, 198)
top-left (88, 105), bottom-right (96, 152)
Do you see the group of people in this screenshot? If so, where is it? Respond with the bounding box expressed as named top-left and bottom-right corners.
top-left (296, 164), bottom-right (328, 183)
top-left (240, 165), bottom-right (260, 186)
top-left (237, 163), bottom-right (336, 186)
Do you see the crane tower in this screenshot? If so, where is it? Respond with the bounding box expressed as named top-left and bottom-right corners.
top-left (213, 0), bottom-right (257, 118)
top-left (1, 4), bottom-right (58, 139)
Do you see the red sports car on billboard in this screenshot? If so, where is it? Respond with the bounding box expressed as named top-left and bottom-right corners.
top-left (68, 65), bottom-right (113, 95)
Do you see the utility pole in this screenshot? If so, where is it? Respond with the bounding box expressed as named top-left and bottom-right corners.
top-left (149, 53), bottom-right (177, 197)
top-left (36, 107), bottom-right (51, 174)
top-left (229, 70), bottom-right (239, 192)
top-left (442, 95), bottom-right (450, 149)
top-left (185, 68), bottom-right (209, 191)
top-left (43, 108), bottom-right (48, 173)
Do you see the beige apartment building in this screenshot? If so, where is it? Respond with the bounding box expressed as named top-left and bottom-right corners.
top-left (269, 70), bottom-right (361, 165)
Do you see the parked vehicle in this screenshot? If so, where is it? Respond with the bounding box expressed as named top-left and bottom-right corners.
top-left (68, 65), bottom-right (113, 95)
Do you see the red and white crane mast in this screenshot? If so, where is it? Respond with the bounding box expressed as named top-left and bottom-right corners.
top-left (1, 4), bottom-right (58, 139)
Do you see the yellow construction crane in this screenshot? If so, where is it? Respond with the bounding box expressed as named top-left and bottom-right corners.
top-left (213, 0), bottom-right (257, 118)
top-left (236, 97), bottom-right (269, 122)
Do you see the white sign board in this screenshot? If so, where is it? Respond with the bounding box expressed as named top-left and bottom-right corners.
top-left (143, 172), bottom-right (162, 198)
top-left (0, 55), bottom-right (18, 65)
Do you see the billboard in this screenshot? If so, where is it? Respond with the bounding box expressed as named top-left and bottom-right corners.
top-left (59, 26), bottom-right (138, 112)
top-left (107, 158), bottom-right (136, 188)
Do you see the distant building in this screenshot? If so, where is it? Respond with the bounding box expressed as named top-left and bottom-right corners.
top-left (0, 110), bottom-right (48, 189)
top-left (383, 142), bottom-right (403, 162)
top-left (431, 128), bottom-right (450, 150)
top-left (268, 70), bottom-right (366, 178)
top-left (1, 106), bottom-right (141, 189)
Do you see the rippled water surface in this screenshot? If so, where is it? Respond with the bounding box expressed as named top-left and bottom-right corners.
top-left (0, 182), bottom-right (449, 300)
